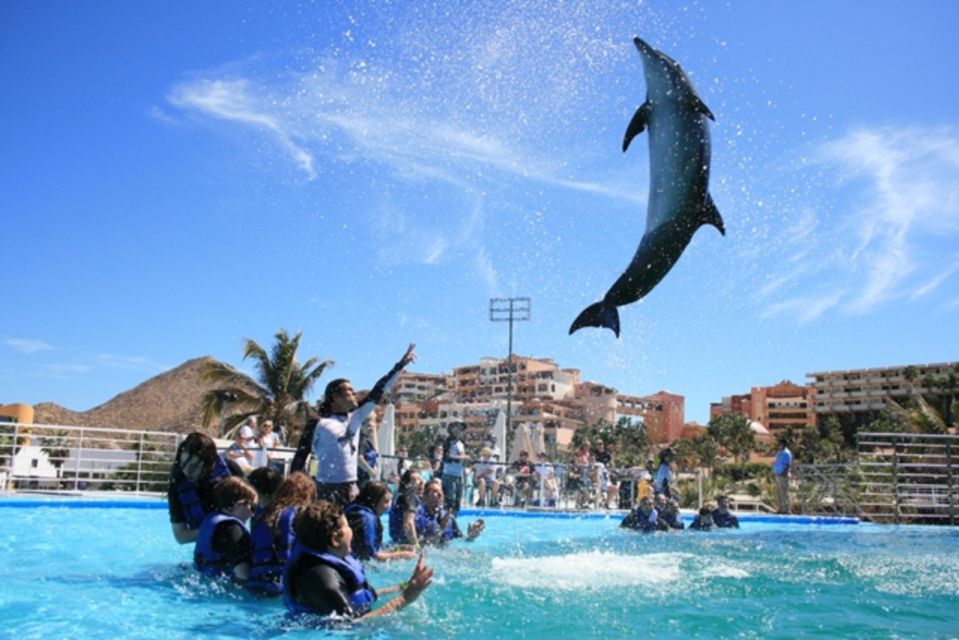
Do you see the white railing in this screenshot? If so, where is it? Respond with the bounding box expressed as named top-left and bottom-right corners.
top-left (0, 421), bottom-right (180, 495)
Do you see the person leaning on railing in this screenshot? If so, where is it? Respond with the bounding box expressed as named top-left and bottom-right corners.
top-left (168, 432), bottom-right (245, 545)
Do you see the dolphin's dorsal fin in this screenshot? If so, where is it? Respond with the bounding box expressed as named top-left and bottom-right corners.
top-left (623, 101), bottom-right (652, 152)
top-left (699, 193), bottom-right (725, 235)
top-left (690, 95), bottom-right (715, 121)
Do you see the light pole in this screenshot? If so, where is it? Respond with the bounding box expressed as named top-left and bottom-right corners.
top-left (489, 297), bottom-right (531, 455)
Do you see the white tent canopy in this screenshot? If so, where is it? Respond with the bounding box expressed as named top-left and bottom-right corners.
top-left (492, 409), bottom-right (507, 461)
top-left (377, 403), bottom-right (396, 457)
top-left (509, 423), bottom-right (535, 463)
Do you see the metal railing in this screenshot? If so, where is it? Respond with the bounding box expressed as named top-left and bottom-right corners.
top-left (855, 431), bottom-right (958, 525)
top-left (0, 421), bottom-right (180, 495)
top-left (795, 463), bottom-right (860, 518)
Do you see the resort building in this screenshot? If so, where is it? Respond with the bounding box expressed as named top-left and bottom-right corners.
top-left (710, 380), bottom-right (814, 437)
top-left (807, 361), bottom-right (959, 418)
top-left (386, 355), bottom-right (686, 452)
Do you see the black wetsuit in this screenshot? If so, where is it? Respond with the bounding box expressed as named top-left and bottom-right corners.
top-left (286, 554), bottom-right (377, 617)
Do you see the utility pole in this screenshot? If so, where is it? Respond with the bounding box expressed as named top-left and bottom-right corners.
top-left (489, 297), bottom-right (531, 455)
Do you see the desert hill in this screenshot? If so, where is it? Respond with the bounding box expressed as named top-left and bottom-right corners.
top-left (33, 357), bottom-right (258, 436)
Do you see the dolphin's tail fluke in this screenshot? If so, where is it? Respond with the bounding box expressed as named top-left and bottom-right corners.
top-left (569, 300), bottom-right (621, 337)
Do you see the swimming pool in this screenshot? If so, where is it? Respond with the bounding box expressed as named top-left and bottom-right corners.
top-left (1, 498), bottom-right (957, 639)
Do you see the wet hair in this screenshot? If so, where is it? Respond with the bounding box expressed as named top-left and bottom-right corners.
top-left (177, 432), bottom-right (218, 470)
top-left (263, 472), bottom-right (317, 531)
top-left (247, 466), bottom-right (282, 499)
top-left (294, 501), bottom-right (343, 551)
top-left (354, 481), bottom-right (391, 510)
top-left (213, 476), bottom-right (258, 511)
top-left (398, 468), bottom-right (421, 496)
top-left (318, 378), bottom-right (351, 417)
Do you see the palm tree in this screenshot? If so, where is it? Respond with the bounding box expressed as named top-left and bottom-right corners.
top-left (202, 329), bottom-right (333, 438)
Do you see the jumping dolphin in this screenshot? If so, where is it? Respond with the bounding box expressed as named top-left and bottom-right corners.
top-left (569, 37), bottom-right (725, 337)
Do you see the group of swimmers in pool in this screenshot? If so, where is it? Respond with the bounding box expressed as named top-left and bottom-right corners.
top-left (621, 492), bottom-right (740, 532)
top-left (168, 343), bottom-right (745, 623)
top-left (168, 429), bottom-right (488, 621)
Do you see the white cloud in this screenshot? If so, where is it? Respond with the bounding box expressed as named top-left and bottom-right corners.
top-left (96, 354), bottom-right (169, 373)
top-left (5, 338), bottom-right (53, 354)
top-left (762, 126), bottom-right (959, 319)
top-left (169, 78), bottom-right (316, 180)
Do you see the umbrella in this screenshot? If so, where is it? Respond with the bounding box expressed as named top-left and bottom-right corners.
top-left (529, 423), bottom-right (547, 457)
top-left (377, 403), bottom-right (395, 457)
top-left (492, 409), bottom-right (507, 461)
top-left (509, 423), bottom-right (534, 463)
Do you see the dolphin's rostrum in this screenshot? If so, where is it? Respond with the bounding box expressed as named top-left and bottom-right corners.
top-left (569, 37), bottom-right (725, 337)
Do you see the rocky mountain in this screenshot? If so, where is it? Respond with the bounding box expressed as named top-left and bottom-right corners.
top-left (33, 357), bottom-right (258, 436)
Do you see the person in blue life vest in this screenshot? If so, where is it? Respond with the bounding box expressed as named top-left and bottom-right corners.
top-left (713, 495), bottom-right (740, 528)
top-left (247, 466), bottom-right (282, 517)
top-left (345, 481), bottom-right (417, 562)
top-left (689, 503), bottom-right (717, 531)
top-left (389, 469), bottom-right (425, 547)
top-left (656, 493), bottom-right (684, 530)
top-left (246, 472), bottom-right (316, 595)
top-left (621, 495), bottom-right (659, 532)
top-left (415, 478), bottom-right (484, 546)
top-left (284, 501), bottom-right (434, 620)
top-left (193, 477), bottom-right (258, 581)
top-left (168, 432), bottom-right (244, 544)
top-left (311, 344), bottom-right (417, 507)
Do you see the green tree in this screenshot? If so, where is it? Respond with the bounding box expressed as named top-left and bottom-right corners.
top-left (569, 417), bottom-right (651, 468)
top-left (707, 414), bottom-right (755, 463)
top-left (40, 430), bottom-right (72, 471)
top-left (202, 329), bottom-right (333, 438)
top-left (401, 424), bottom-right (440, 459)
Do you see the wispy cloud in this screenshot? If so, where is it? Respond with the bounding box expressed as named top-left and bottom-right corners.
top-left (5, 338), bottom-right (53, 354)
top-left (762, 126), bottom-right (959, 319)
top-left (96, 353), bottom-right (170, 373)
top-left (169, 78), bottom-right (316, 179)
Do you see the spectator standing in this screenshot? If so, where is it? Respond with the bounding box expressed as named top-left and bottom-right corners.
top-left (441, 422), bottom-right (468, 514)
top-left (311, 344), bottom-right (416, 506)
top-left (253, 419), bottom-right (282, 469)
top-left (773, 439), bottom-right (793, 514)
top-left (654, 448), bottom-right (675, 498)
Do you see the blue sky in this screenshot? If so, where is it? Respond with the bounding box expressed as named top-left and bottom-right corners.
top-left (3, 1), bottom-right (958, 424)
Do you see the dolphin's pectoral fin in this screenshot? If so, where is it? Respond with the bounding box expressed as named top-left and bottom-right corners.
top-left (623, 101), bottom-right (652, 152)
top-left (569, 300), bottom-right (621, 338)
top-left (690, 95), bottom-right (715, 121)
top-left (699, 193), bottom-right (725, 235)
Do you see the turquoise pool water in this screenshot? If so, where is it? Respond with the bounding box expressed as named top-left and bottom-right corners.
top-left (1, 499), bottom-right (957, 639)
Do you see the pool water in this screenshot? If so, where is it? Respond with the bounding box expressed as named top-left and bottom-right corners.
top-left (1, 500), bottom-right (957, 639)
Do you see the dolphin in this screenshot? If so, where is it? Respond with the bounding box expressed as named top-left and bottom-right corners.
top-left (569, 37), bottom-right (725, 337)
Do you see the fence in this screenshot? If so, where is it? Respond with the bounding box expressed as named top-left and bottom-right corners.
top-left (0, 421), bottom-right (180, 495)
top-left (855, 431), bottom-right (958, 524)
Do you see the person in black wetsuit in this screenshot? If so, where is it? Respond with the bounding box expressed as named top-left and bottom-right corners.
top-left (284, 501), bottom-right (434, 620)
top-left (167, 432), bottom-right (244, 545)
top-left (193, 476), bottom-right (258, 582)
top-left (713, 495), bottom-right (740, 528)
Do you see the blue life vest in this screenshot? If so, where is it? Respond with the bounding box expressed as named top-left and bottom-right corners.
top-left (194, 512), bottom-right (246, 577)
top-left (344, 503), bottom-right (382, 560)
top-left (414, 504), bottom-right (455, 542)
top-left (175, 454), bottom-right (232, 528)
top-left (713, 510), bottom-right (739, 528)
top-left (283, 543), bottom-right (376, 617)
top-left (622, 507), bottom-right (659, 533)
top-left (246, 506), bottom-right (298, 595)
top-left (388, 493), bottom-right (420, 544)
